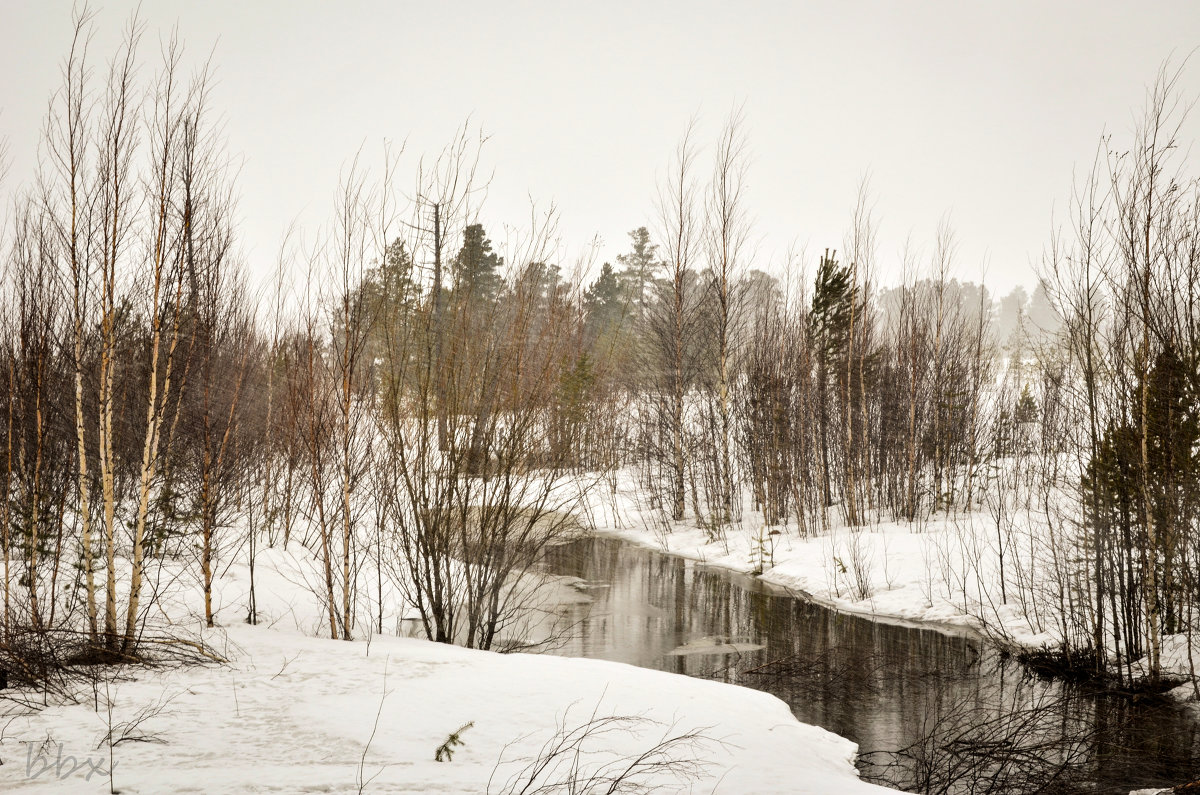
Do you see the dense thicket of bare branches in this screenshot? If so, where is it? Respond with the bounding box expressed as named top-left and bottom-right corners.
top-left (1034, 63), bottom-right (1200, 684)
top-left (0, 8), bottom-right (248, 668)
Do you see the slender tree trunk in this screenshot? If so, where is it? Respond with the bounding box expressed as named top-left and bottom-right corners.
top-left (27, 354), bottom-right (46, 631)
top-left (844, 259), bottom-right (858, 526)
top-left (2, 358), bottom-right (12, 639)
top-left (433, 203), bottom-right (449, 453)
top-left (1140, 251), bottom-right (1161, 679)
top-left (201, 445), bottom-right (214, 627)
top-left (672, 283), bottom-right (686, 521)
top-left (341, 306), bottom-right (354, 641)
top-left (99, 288), bottom-right (118, 649)
top-left (908, 318), bottom-right (919, 521)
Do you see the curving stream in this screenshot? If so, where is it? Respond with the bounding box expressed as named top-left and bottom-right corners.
top-left (540, 536), bottom-right (1200, 794)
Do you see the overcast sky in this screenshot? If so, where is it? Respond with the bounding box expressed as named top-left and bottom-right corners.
top-left (2, 1), bottom-right (1199, 295)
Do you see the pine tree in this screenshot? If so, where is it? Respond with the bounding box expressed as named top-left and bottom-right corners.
top-left (1014, 384), bottom-right (1038, 424)
top-left (1144, 344), bottom-right (1200, 634)
top-left (1011, 384), bottom-right (1038, 455)
top-left (1084, 343), bottom-right (1200, 655)
top-left (809, 249), bottom-right (855, 508)
top-left (584, 262), bottom-right (625, 343)
top-left (359, 238), bottom-right (419, 319)
top-left (615, 227), bottom-right (663, 321)
top-left (809, 250), bottom-right (854, 358)
top-left (552, 354), bottom-right (597, 466)
top-left (452, 223), bottom-right (504, 308)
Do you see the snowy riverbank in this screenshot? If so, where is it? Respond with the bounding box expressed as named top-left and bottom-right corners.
top-left (582, 471), bottom-right (1200, 712)
top-left (582, 472), bottom-right (1053, 646)
top-left (0, 547), bottom-right (895, 794)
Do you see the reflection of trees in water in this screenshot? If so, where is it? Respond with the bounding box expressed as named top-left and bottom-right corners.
top-left (541, 539), bottom-right (1200, 794)
top-left (858, 686), bottom-right (1104, 793)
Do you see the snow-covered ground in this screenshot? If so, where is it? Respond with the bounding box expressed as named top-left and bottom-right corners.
top-left (581, 470), bottom-right (1084, 652)
top-left (7, 464), bottom-right (1195, 793)
top-left (581, 469), bottom-right (1200, 711)
top-left (0, 546), bottom-right (895, 794)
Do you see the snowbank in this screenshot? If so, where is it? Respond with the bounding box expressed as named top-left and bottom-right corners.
top-left (0, 548), bottom-right (894, 794)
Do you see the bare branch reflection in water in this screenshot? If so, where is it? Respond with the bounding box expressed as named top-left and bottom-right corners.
top-left (541, 537), bottom-right (1200, 794)
top-left (857, 689), bottom-right (1103, 795)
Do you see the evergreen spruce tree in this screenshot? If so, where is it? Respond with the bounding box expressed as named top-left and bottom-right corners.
top-left (584, 262), bottom-right (625, 342)
top-left (369, 237), bottom-right (419, 312)
top-left (615, 227), bottom-right (663, 320)
top-left (1084, 342), bottom-right (1200, 649)
top-left (808, 249), bottom-right (855, 508)
top-left (809, 250), bottom-right (854, 356)
top-left (452, 223), bottom-right (504, 308)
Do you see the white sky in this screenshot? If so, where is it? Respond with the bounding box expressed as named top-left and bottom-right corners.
top-left (2, 1), bottom-right (1198, 296)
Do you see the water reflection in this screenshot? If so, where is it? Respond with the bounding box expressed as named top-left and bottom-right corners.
top-left (542, 537), bottom-right (1200, 794)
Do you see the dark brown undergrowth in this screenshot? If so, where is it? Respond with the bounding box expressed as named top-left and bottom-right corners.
top-left (1, 626), bottom-right (229, 709)
top-left (1014, 646), bottom-right (1185, 698)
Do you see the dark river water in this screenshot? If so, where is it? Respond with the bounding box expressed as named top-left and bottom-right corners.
top-left (540, 536), bottom-right (1200, 794)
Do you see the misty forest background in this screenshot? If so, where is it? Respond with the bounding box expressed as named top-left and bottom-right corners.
top-left (2, 11), bottom-right (1200, 696)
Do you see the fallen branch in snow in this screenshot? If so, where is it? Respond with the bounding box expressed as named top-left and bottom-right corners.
top-left (270, 651), bottom-right (301, 681)
top-left (436, 721), bottom-right (475, 763)
top-left (139, 638), bottom-right (228, 664)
